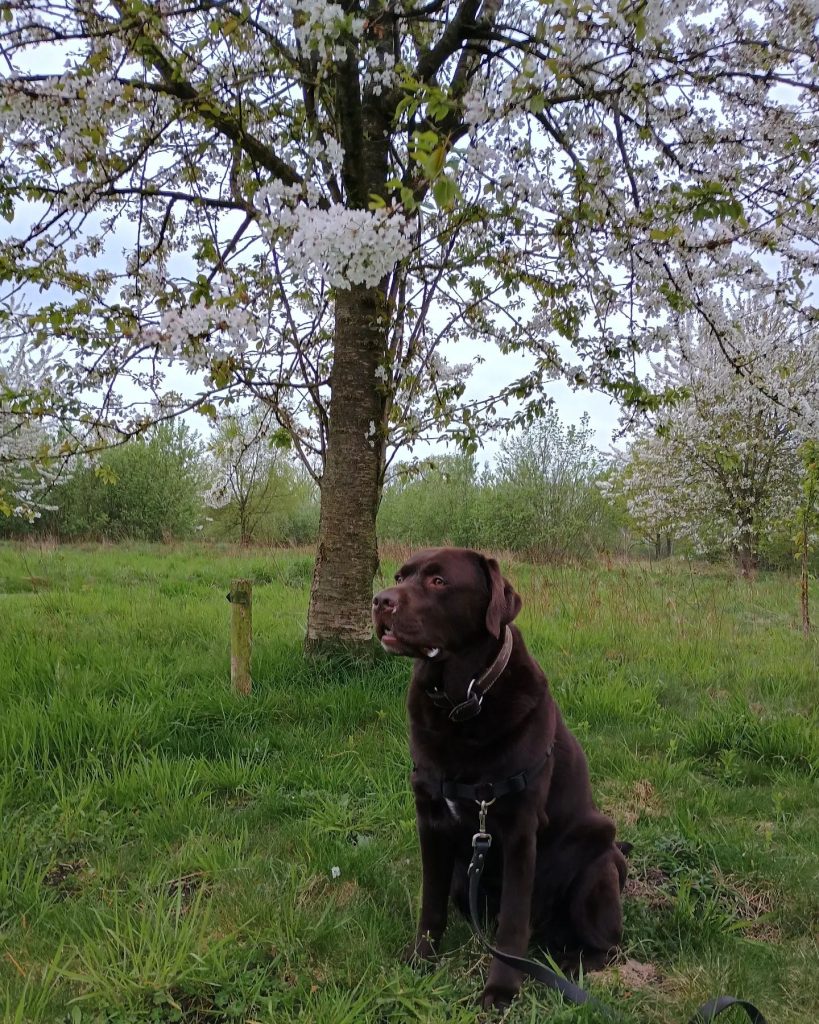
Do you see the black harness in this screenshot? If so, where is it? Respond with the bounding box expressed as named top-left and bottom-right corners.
top-left (439, 745), bottom-right (554, 804)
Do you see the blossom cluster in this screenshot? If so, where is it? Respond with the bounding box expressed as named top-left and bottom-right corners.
top-left (284, 0), bottom-right (364, 61)
top-left (255, 184), bottom-right (413, 288)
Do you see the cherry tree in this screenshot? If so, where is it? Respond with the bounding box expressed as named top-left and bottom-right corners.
top-left (606, 435), bottom-right (681, 559)
top-left (2, 2), bottom-right (819, 649)
top-left (0, 340), bottom-right (61, 518)
top-left (205, 405), bottom-right (281, 545)
top-left (614, 301), bottom-right (819, 574)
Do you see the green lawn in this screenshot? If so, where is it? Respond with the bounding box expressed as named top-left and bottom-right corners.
top-left (0, 541), bottom-right (817, 1023)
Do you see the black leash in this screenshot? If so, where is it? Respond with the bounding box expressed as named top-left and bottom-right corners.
top-left (467, 821), bottom-right (769, 1024)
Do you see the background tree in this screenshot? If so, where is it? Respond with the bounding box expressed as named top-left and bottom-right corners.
top-left (488, 413), bottom-right (613, 559)
top-left (615, 302), bottom-right (817, 575)
top-left (88, 422), bottom-right (204, 540)
top-left (2, 2), bottom-right (819, 648)
top-left (379, 411), bottom-right (619, 558)
top-left (378, 454), bottom-right (481, 548)
top-left (206, 407), bottom-right (280, 545)
top-left (205, 406), bottom-right (319, 545)
top-left (795, 441), bottom-right (818, 637)
top-left (0, 420), bottom-right (204, 540)
top-left (0, 341), bottom-right (59, 520)
top-left (607, 434), bottom-right (683, 559)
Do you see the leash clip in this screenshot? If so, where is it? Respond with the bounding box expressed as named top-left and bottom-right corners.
top-left (476, 797), bottom-right (495, 834)
top-left (472, 799), bottom-right (494, 851)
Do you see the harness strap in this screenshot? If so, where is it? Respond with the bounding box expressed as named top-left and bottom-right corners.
top-left (440, 745), bottom-right (554, 803)
top-left (466, 834), bottom-right (769, 1024)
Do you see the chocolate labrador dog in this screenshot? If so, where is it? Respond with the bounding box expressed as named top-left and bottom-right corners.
top-left (372, 547), bottom-right (627, 1009)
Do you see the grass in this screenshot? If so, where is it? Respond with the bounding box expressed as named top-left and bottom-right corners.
top-left (0, 539), bottom-right (817, 1024)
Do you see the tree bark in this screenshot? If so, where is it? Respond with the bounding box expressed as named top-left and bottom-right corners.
top-left (800, 520), bottom-right (810, 638)
top-left (737, 541), bottom-right (758, 579)
top-left (305, 283), bottom-right (385, 653)
top-left (303, 21), bottom-right (392, 655)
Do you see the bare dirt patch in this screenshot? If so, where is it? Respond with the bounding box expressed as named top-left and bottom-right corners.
top-left (712, 868), bottom-right (782, 942)
top-left (593, 956), bottom-right (664, 992)
top-left (297, 873), bottom-right (361, 910)
top-left (42, 859), bottom-right (89, 899)
top-left (624, 865), bottom-right (674, 910)
top-left (611, 778), bottom-right (665, 827)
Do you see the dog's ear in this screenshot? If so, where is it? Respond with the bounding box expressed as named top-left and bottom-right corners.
top-left (483, 556), bottom-right (522, 638)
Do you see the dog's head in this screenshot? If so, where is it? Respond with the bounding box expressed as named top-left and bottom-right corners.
top-left (372, 547), bottom-right (521, 659)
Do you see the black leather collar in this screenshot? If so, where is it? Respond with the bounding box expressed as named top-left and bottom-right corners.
top-left (426, 626), bottom-right (514, 722)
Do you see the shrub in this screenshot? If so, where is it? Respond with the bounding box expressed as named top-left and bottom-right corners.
top-left (2, 422), bottom-right (205, 541)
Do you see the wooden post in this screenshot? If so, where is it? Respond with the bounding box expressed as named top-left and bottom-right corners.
top-left (228, 579), bottom-right (252, 696)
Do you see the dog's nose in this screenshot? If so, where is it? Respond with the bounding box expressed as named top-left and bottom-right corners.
top-left (372, 590), bottom-right (397, 611)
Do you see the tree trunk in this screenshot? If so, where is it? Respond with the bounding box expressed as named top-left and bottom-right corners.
top-left (800, 507), bottom-right (811, 638)
top-left (238, 497), bottom-right (251, 546)
top-left (665, 533), bottom-right (672, 558)
top-left (304, 25), bottom-right (392, 654)
top-left (737, 542), bottom-right (757, 579)
top-left (305, 283), bottom-right (385, 654)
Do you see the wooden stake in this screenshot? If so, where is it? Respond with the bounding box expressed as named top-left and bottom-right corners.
top-left (228, 579), bottom-right (252, 696)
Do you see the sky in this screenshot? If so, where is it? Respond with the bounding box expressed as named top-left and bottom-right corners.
top-left (461, 343), bottom-right (622, 455)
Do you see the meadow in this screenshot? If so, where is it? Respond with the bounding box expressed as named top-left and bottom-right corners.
top-left (0, 541), bottom-right (817, 1024)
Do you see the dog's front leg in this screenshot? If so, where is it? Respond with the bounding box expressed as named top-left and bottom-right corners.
top-left (482, 818), bottom-right (537, 1009)
top-left (403, 799), bottom-right (454, 963)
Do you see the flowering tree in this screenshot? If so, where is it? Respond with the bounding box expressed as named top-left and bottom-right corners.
top-left (608, 430), bottom-right (684, 558)
top-left (205, 406), bottom-right (280, 545)
top-left (2, 2), bottom-right (819, 649)
top-left (0, 341), bottom-right (60, 519)
top-left (614, 302), bottom-right (819, 574)
top-left (795, 440), bottom-right (818, 636)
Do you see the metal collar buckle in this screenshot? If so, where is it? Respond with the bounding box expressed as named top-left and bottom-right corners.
top-left (449, 678), bottom-right (483, 722)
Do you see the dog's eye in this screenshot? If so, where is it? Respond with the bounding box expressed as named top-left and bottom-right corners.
top-left (430, 576), bottom-right (446, 587)
top-left (394, 573), bottom-right (403, 583)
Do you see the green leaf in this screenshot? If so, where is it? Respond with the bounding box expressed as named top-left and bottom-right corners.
top-left (399, 186), bottom-right (417, 211)
top-left (528, 93), bottom-right (545, 115)
top-left (649, 226), bottom-right (679, 242)
top-left (432, 175), bottom-right (460, 210)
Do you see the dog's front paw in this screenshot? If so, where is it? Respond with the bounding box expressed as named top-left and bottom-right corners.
top-left (480, 982), bottom-right (518, 1011)
top-left (400, 932), bottom-right (438, 966)
top-left (481, 960), bottom-right (522, 1010)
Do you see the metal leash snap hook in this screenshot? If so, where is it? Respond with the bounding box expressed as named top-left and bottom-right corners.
top-left (472, 799), bottom-right (493, 850)
top-left (477, 797), bottom-right (495, 834)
